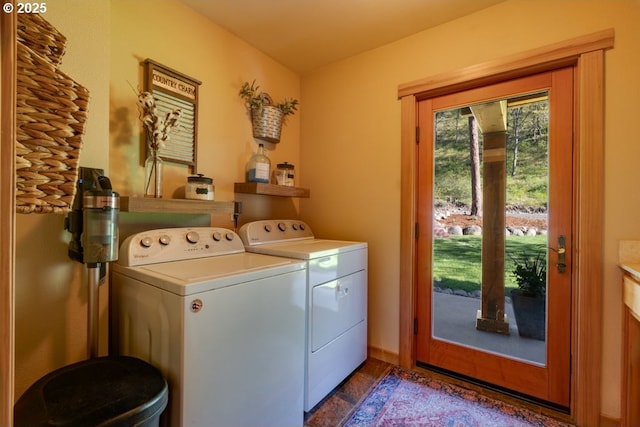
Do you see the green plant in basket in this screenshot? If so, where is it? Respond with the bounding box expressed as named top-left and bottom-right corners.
top-left (239, 80), bottom-right (298, 119)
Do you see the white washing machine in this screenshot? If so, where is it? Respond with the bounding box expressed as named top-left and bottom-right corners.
top-left (238, 220), bottom-right (368, 411)
top-left (110, 227), bottom-right (307, 427)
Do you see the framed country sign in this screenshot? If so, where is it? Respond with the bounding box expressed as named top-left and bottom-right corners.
top-left (144, 59), bottom-right (201, 168)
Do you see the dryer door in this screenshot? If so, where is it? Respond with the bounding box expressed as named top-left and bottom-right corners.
top-left (311, 270), bottom-right (367, 352)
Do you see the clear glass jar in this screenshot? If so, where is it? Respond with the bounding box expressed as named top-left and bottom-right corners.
top-left (144, 150), bottom-right (163, 198)
top-left (246, 143), bottom-right (271, 183)
top-left (186, 174), bottom-right (214, 200)
top-left (275, 162), bottom-right (295, 186)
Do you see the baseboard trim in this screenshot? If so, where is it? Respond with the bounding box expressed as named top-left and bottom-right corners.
top-left (368, 346), bottom-right (399, 365)
top-left (599, 414), bottom-right (620, 427)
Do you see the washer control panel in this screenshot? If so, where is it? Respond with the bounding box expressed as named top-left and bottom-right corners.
top-left (118, 227), bottom-right (244, 266)
top-left (238, 220), bottom-right (314, 246)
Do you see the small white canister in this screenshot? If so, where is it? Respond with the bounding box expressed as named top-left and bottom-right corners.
top-left (186, 174), bottom-right (214, 201)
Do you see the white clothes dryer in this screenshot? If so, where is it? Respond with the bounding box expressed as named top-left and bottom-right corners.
top-left (238, 220), bottom-right (368, 411)
top-left (110, 227), bottom-right (307, 427)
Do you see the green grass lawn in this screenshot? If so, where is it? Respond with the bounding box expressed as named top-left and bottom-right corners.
top-left (432, 235), bottom-right (547, 295)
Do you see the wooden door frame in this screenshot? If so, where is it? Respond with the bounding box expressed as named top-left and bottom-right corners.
top-left (398, 29), bottom-right (613, 426)
top-left (1, 2), bottom-right (16, 425)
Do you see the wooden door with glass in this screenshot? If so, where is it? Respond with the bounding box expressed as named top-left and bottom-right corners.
top-left (415, 67), bottom-right (573, 408)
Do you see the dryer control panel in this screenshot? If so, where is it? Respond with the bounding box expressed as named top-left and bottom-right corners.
top-left (238, 219), bottom-right (314, 245)
top-left (118, 227), bottom-right (245, 266)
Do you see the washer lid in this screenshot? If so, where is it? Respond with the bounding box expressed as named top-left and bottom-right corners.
top-left (111, 252), bottom-right (306, 295)
top-left (245, 239), bottom-right (367, 259)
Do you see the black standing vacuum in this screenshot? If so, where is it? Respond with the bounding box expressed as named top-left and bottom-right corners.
top-left (14, 167), bottom-right (168, 427)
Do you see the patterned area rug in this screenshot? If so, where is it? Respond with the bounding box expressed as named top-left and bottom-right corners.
top-left (341, 366), bottom-right (573, 427)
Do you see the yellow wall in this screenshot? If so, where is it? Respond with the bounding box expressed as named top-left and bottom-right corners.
top-left (300, 0), bottom-right (640, 420)
top-left (109, 0), bottom-right (300, 203)
top-left (108, 0), bottom-right (303, 230)
top-left (15, 0), bottom-right (301, 399)
top-left (14, 0), bottom-right (111, 399)
top-left (14, 0), bottom-right (640, 421)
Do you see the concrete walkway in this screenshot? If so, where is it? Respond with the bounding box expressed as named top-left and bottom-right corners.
top-left (433, 292), bottom-right (545, 364)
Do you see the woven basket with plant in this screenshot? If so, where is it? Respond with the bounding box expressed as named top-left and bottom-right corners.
top-left (239, 80), bottom-right (298, 143)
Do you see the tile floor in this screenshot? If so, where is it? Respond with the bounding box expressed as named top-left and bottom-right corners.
top-left (304, 358), bottom-right (392, 427)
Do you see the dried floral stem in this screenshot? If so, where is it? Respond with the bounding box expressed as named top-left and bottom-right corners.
top-left (137, 91), bottom-right (183, 151)
top-left (135, 89), bottom-right (182, 197)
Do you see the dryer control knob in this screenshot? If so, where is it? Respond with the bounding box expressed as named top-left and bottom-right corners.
top-left (140, 236), bottom-right (153, 248)
top-left (212, 232), bottom-right (222, 242)
top-left (225, 232), bottom-right (234, 241)
top-left (186, 231), bottom-right (200, 244)
top-left (159, 235), bottom-right (171, 246)
top-left (264, 224), bottom-right (272, 232)
top-left (278, 223), bottom-right (287, 232)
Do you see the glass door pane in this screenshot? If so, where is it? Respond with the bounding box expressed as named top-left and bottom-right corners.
top-left (431, 93), bottom-right (549, 365)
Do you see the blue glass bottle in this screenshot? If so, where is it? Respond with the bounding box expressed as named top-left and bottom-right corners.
top-left (246, 143), bottom-right (271, 183)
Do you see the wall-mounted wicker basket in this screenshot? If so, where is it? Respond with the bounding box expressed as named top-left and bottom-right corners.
top-left (17, 13), bottom-right (66, 66)
top-left (15, 14), bottom-right (89, 214)
top-left (240, 81), bottom-right (297, 144)
top-left (251, 105), bottom-right (284, 143)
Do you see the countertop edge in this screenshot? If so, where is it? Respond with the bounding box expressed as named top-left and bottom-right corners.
top-left (620, 263), bottom-right (640, 281)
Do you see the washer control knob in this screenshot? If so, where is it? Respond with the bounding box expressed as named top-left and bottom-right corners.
top-left (225, 232), bottom-right (234, 241)
top-left (212, 232), bottom-right (222, 242)
top-left (292, 223), bottom-right (298, 231)
top-left (264, 224), bottom-right (272, 233)
top-left (186, 231), bottom-right (200, 244)
top-left (299, 223), bottom-right (306, 231)
top-left (140, 236), bottom-right (153, 248)
top-left (278, 222), bottom-right (287, 232)
top-left (159, 235), bottom-right (171, 246)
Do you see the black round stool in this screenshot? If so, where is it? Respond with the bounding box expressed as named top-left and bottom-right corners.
top-left (14, 355), bottom-right (168, 427)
